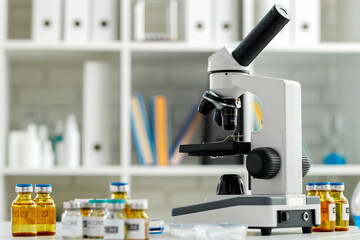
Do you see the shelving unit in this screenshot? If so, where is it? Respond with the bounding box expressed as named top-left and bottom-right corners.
top-left (1, 0), bottom-right (360, 222)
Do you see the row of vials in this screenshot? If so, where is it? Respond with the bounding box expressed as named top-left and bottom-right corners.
top-left (306, 182), bottom-right (349, 232)
top-left (61, 182), bottom-right (160, 239)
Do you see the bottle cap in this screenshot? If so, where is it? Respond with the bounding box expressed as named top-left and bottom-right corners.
top-left (63, 201), bottom-right (81, 210)
top-left (110, 182), bottom-right (130, 193)
top-left (74, 198), bottom-right (92, 208)
top-left (89, 199), bottom-right (106, 209)
top-left (315, 182), bottom-right (330, 190)
top-left (129, 199), bottom-right (148, 210)
top-left (15, 184), bottom-right (33, 193)
top-left (306, 182), bottom-right (315, 191)
top-left (106, 199), bottom-right (126, 210)
top-left (330, 182), bottom-right (345, 191)
top-left (35, 184), bottom-right (52, 193)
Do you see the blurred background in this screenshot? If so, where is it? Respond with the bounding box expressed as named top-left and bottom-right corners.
top-left (0, 0), bottom-right (360, 223)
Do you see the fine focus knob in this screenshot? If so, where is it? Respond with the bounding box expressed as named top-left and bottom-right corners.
top-left (246, 147), bottom-right (281, 179)
top-left (302, 151), bottom-right (311, 177)
top-left (216, 174), bottom-right (245, 195)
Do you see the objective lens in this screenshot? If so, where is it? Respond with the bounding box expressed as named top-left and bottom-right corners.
top-left (213, 109), bottom-right (222, 126)
top-left (222, 108), bottom-right (238, 131)
top-left (197, 98), bottom-right (215, 116)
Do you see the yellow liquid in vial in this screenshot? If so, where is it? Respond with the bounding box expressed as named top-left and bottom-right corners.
top-left (313, 190), bottom-right (335, 232)
top-left (11, 193), bottom-right (37, 237)
top-left (330, 190), bottom-right (349, 231)
top-left (127, 209), bottom-right (149, 240)
top-left (111, 192), bottom-right (130, 216)
top-left (34, 193), bottom-right (56, 235)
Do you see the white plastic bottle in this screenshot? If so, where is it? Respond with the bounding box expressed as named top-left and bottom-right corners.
top-left (24, 124), bottom-right (41, 168)
top-left (64, 115), bottom-right (81, 168)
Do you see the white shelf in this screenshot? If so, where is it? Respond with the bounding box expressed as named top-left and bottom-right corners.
top-left (2, 166), bottom-right (123, 176)
top-left (2, 164), bottom-right (359, 177)
top-left (5, 40), bottom-right (360, 54)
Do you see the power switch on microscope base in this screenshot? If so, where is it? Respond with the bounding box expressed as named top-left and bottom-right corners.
top-left (279, 211), bottom-right (290, 223)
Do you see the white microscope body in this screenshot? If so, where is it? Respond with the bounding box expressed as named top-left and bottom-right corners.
top-left (172, 4), bottom-right (321, 236)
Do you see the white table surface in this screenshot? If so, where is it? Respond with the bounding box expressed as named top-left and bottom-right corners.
top-left (2, 222), bottom-right (360, 240)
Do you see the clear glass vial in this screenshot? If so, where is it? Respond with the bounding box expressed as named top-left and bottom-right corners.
top-left (11, 184), bottom-right (37, 237)
top-left (306, 182), bottom-right (316, 196)
top-left (330, 182), bottom-right (349, 231)
top-left (104, 199), bottom-right (126, 239)
top-left (127, 199), bottom-right (149, 240)
top-left (61, 201), bottom-right (83, 239)
top-left (88, 199), bottom-right (107, 239)
top-left (34, 184), bottom-right (56, 236)
top-left (313, 182), bottom-right (335, 232)
top-left (76, 200), bottom-right (92, 238)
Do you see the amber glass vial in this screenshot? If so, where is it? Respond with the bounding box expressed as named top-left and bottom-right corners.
top-left (11, 184), bottom-right (37, 236)
top-left (79, 201), bottom-right (92, 238)
top-left (306, 182), bottom-right (316, 196)
top-left (110, 182), bottom-right (130, 216)
top-left (127, 199), bottom-right (149, 240)
top-left (313, 182), bottom-right (335, 232)
top-left (330, 183), bottom-right (349, 231)
top-left (34, 184), bottom-right (56, 235)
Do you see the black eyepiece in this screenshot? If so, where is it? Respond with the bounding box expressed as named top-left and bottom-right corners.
top-left (222, 108), bottom-right (238, 131)
top-left (197, 98), bottom-right (215, 116)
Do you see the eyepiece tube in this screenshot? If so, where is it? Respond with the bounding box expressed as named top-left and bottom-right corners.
top-left (232, 4), bottom-right (291, 67)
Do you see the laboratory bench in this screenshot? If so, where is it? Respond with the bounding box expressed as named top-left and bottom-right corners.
top-left (1, 222), bottom-right (360, 240)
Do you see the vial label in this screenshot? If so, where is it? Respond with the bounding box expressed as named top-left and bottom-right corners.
top-left (87, 217), bottom-right (104, 237)
top-left (61, 216), bottom-right (82, 237)
top-left (12, 207), bottom-right (37, 224)
top-left (104, 219), bottom-right (125, 239)
top-left (127, 219), bottom-right (146, 239)
top-left (342, 204), bottom-right (350, 221)
top-left (329, 204), bottom-right (336, 221)
top-left (83, 216), bottom-right (88, 236)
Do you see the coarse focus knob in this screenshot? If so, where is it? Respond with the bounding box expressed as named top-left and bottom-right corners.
top-left (302, 151), bottom-right (311, 177)
top-left (216, 174), bottom-right (245, 195)
top-left (246, 147), bottom-right (281, 179)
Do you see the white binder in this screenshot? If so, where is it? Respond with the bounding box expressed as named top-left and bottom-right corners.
top-left (293, 0), bottom-right (320, 44)
top-left (185, 0), bottom-right (211, 43)
top-left (83, 61), bottom-right (112, 166)
top-left (255, 0), bottom-right (291, 46)
top-left (32, 0), bottom-right (62, 42)
top-left (214, 0), bottom-right (239, 43)
top-left (91, 0), bottom-right (118, 41)
top-left (64, 0), bottom-right (90, 42)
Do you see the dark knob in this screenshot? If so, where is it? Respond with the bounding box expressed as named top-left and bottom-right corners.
top-left (246, 147), bottom-right (281, 179)
top-left (302, 151), bottom-right (311, 177)
top-left (216, 174), bottom-right (245, 195)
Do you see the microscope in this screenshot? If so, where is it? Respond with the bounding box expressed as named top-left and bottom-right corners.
top-left (171, 4), bottom-right (320, 236)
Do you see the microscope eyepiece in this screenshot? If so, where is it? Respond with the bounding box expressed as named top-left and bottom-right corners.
top-left (222, 108), bottom-right (238, 131)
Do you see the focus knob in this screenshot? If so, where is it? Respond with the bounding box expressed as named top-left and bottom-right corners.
top-left (302, 151), bottom-right (311, 177)
top-left (246, 147), bottom-right (281, 179)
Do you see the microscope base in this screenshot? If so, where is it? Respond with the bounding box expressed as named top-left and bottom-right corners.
top-left (171, 195), bottom-right (320, 236)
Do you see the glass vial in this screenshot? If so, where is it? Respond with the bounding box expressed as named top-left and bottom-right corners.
top-left (77, 200), bottom-right (92, 238)
top-left (11, 184), bottom-right (37, 237)
top-left (110, 182), bottom-right (130, 216)
top-left (330, 182), bottom-right (349, 231)
top-left (88, 199), bottom-right (106, 239)
top-left (34, 184), bottom-right (56, 235)
top-left (61, 201), bottom-right (83, 239)
top-left (313, 182), bottom-right (335, 232)
top-left (127, 199), bottom-right (149, 240)
top-left (306, 182), bottom-right (316, 196)
top-left (104, 199), bottom-right (126, 240)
